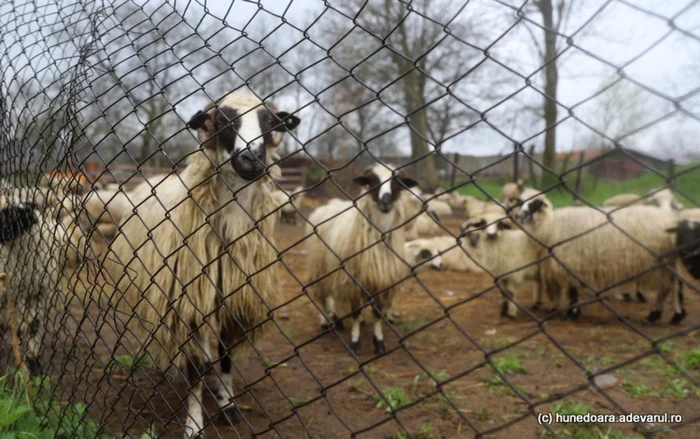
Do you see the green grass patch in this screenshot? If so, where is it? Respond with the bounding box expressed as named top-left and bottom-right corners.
top-left (492, 355), bottom-right (528, 375)
top-left (453, 161), bottom-right (700, 209)
top-left (374, 388), bottom-right (411, 413)
top-left (0, 371), bottom-right (106, 438)
top-left (396, 423), bottom-right (436, 439)
top-left (664, 379), bottom-right (690, 399)
top-left (113, 354), bottom-right (151, 371)
top-left (290, 397), bottom-right (312, 407)
top-left (681, 349), bottom-right (700, 370)
top-left (622, 380), bottom-right (657, 398)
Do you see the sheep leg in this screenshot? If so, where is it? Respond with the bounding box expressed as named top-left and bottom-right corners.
top-left (531, 282), bottom-right (542, 311)
top-left (565, 287), bottom-right (581, 322)
top-left (372, 309), bottom-right (386, 355)
top-left (214, 338), bottom-right (240, 425)
top-left (498, 282), bottom-right (518, 320)
top-left (319, 296), bottom-right (344, 331)
top-left (349, 300), bottom-right (363, 355)
top-left (636, 292), bottom-right (648, 303)
top-left (184, 358), bottom-right (206, 439)
top-left (644, 287), bottom-right (670, 325)
top-left (670, 277), bottom-right (686, 325)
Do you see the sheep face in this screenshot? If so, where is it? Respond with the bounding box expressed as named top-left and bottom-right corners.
top-left (406, 245), bottom-right (443, 271)
top-left (187, 92), bottom-right (300, 181)
top-left (517, 198), bottom-right (547, 224)
top-left (353, 165), bottom-right (417, 214)
top-left (461, 215), bottom-right (512, 247)
top-left (667, 220), bottom-right (700, 279)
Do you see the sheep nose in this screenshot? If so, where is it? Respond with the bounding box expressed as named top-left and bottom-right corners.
top-left (468, 233), bottom-right (480, 247)
top-left (517, 209), bottom-right (532, 223)
top-left (378, 193), bottom-right (393, 213)
top-left (232, 146), bottom-right (266, 181)
top-left (486, 232), bottom-right (497, 240)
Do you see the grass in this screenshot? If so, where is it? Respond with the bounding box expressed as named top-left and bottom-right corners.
top-left (454, 162), bottom-right (700, 208)
top-left (396, 424), bottom-right (436, 439)
top-left (0, 371), bottom-right (105, 438)
top-left (290, 397), bottom-right (313, 407)
top-left (113, 354), bottom-right (151, 371)
top-left (374, 388), bottom-right (411, 413)
top-left (664, 379), bottom-right (690, 399)
top-left (492, 355), bottom-right (528, 375)
top-left (681, 349), bottom-right (700, 370)
top-left (622, 380), bottom-right (657, 398)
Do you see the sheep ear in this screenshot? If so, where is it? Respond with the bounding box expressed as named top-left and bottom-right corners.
top-left (353, 176), bottom-right (372, 186)
top-left (187, 110), bottom-right (211, 131)
top-left (274, 112), bottom-right (301, 131)
top-left (398, 177), bottom-right (418, 189)
top-left (498, 221), bottom-right (512, 230)
top-left (529, 198), bottom-right (546, 213)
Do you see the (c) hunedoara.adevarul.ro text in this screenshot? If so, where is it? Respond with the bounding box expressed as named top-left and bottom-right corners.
top-left (537, 412), bottom-right (683, 426)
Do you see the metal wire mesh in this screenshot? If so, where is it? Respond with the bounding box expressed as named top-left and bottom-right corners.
top-left (0, 0), bottom-right (699, 438)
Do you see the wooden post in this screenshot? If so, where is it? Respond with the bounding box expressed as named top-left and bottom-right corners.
top-left (668, 159), bottom-right (676, 189)
top-left (449, 152), bottom-right (460, 189)
top-left (513, 142), bottom-right (519, 183)
top-left (574, 151), bottom-right (586, 197)
top-left (527, 144), bottom-right (537, 189)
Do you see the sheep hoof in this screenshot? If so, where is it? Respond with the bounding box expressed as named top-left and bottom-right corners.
top-left (565, 309), bottom-right (580, 322)
top-left (499, 302), bottom-right (509, 317)
top-left (216, 405), bottom-right (241, 426)
top-left (350, 341), bottom-right (361, 356)
top-left (643, 310), bottom-right (662, 325)
top-left (622, 293), bottom-right (634, 303)
top-left (636, 292), bottom-right (648, 303)
top-left (26, 357), bottom-right (42, 377)
top-left (334, 318), bottom-right (345, 331)
top-left (669, 309), bottom-right (687, 325)
top-left (531, 302), bottom-right (542, 311)
top-left (373, 337), bottom-right (386, 355)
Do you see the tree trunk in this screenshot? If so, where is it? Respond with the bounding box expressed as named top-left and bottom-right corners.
top-left (403, 74), bottom-right (438, 190)
top-left (539, 0), bottom-right (559, 189)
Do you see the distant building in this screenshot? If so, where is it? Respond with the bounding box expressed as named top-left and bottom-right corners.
top-left (558, 147), bottom-right (670, 180)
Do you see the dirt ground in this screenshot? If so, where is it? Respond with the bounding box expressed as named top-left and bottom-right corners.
top-left (22, 214), bottom-right (700, 438)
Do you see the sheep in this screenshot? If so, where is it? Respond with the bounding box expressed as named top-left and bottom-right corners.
top-left (501, 179), bottom-right (524, 203)
top-left (0, 203), bottom-right (63, 376)
top-left (516, 200), bottom-right (683, 323)
top-left (462, 195), bottom-right (507, 219)
top-left (647, 188), bottom-right (684, 210)
top-left (279, 186), bottom-right (306, 225)
top-left (305, 164), bottom-right (417, 355)
top-left (105, 90), bottom-right (300, 437)
top-left (679, 209), bottom-right (700, 221)
top-left (404, 240), bottom-right (444, 272)
top-left (602, 193), bottom-right (642, 207)
top-left (461, 213), bottom-right (541, 318)
top-left (406, 236), bottom-right (482, 273)
top-left (412, 187), bottom-right (453, 217)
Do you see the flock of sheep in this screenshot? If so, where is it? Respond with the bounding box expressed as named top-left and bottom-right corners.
top-left (1, 90), bottom-right (700, 437)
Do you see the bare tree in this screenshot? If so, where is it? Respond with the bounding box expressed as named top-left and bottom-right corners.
top-left (321, 0), bottom-right (491, 189)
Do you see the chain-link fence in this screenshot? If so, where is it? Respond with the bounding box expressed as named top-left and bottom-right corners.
top-left (0, 0), bottom-right (699, 438)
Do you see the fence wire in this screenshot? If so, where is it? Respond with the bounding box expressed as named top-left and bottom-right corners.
top-left (0, 0), bottom-right (699, 438)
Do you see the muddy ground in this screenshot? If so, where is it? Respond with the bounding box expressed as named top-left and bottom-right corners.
top-left (9, 214), bottom-right (700, 439)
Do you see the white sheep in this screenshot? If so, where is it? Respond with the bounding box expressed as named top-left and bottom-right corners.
top-left (461, 213), bottom-right (541, 318)
top-left (602, 193), bottom-right (642, 208)
top-left (462, 195), bottom-right (507, 219)
top-left (305, 164), bottom-right (417, 355)
top-left (501, 179), bottom-right (524, 203)
top-left (279, 185), bottom-right (306, 225)
top-left (404, 240), bottom-right (444, 272)
top-left (406, 236), bottom-right (482, 273)
top-left (647, 188), bottom-right (684, 210)
top-left (105, 90), bottom-right (300, 438)
top-left (517, 201), bottom-right (683, 323)
top-left (0, 203), bottom-right (63, 376)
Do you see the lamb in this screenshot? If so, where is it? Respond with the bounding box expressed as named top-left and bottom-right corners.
top-left (516, 200), bottom-right (684, 323)
top-left (461, 213), bottom-right (541, 318)
top-left (305, 164), bottom-right (417, 355)
top-left (501, 179), bottom-right (524, 203)
top-left (104, 90), bottom-right (300, 438)
top-left (406, 236), bottom-right (482, 273)
top-left (0, 203), bottom-right (63, 376)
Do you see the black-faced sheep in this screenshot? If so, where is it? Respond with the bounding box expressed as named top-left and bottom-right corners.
top-left (105, 90), bottom-right (300, 438)
top-left (405, 236), bottom-right (482, 273)
top-left (305, 164), bottom-right (417, 355)
top-left (517, 200), bottom-right (683, 324)
top-left (0, 203), bottom-right (63, 376)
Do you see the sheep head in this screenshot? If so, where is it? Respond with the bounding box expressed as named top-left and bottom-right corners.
top-left (517, 198), bottom-right (547, 224)
top-left (461, 214), bottom-right (512, 247)
top-left (352, 165), bottom-right (417, 214)
top-left (187, 90), bottom-right (301, 181)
